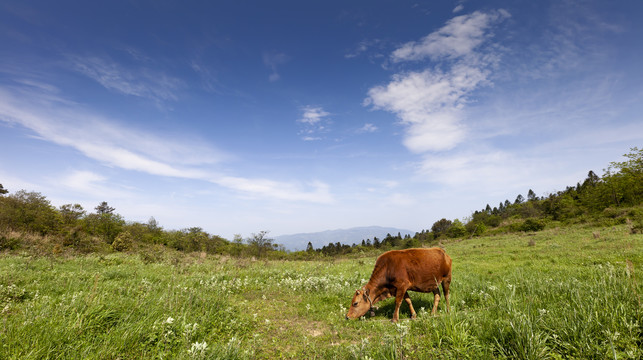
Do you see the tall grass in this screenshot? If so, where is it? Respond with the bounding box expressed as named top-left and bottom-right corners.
top-left (1, 224), bottom-right (641, 359)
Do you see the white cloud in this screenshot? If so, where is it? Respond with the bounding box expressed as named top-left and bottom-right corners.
top-left (0, 84), bottom-right (334, 204)
top-left (366, 10), bottom-right (508, 153)
top-left (357, 123), bottom-right (378, 133)
top-left (345, 39), bottom-right (384, 59)
top-left (297, 105), bottom-right (331, 140)
top-left (366, 63), bottom-right (489, 152)
top-left (391, 10), bottom-right (509, 62)
top-left (214, 177), bottom-right (334, 204)
top-left (298, 106), bottom-right (330, 125)
top-left (59, 170), bottom-right (133, 199)
top-left (70, 55), bottom-right (182, 103)
top-left (453, 4), bottom-right (464, 13)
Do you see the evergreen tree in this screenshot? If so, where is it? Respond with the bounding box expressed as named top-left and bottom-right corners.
top-left (373, 237), bottom-right (380, 248)
top-left (527, 189), bottom-right (537, 201)
top-left (95, 201), bottom-right (115, 215)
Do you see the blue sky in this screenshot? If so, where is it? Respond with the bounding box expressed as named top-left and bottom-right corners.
top-left (1, 0), bottom-right (642, 240)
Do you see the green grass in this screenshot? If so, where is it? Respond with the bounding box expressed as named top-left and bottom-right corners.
top-left (1, 224), bottom-right (641, 359)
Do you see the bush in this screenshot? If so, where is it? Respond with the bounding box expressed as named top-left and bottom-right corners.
top-left (111, 231), bottom-right (133, 252)
top-left (0, 191), bottom-right (61, 235)
top-left (631, 219), bottom-right (643, 234)
top-left (447, 219), bottom-right (467, 238)
top-left (465, 222), bottom-right (487, 237)
top-left (403, 238), bottom-right (420, 249)
top-left (0, 234), bottom-right (20, 250)
top-left (520, 218), bottom-right (546, 232)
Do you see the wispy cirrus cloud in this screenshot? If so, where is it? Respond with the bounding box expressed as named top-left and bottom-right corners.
top-left (366, 10), bottom-right (510, 153)
top-left (70, 55), bottom-right (182, 103)
top-left (0, 82), bottom-right (335, 204)
top-left (263, 51), bottom-right (290, 82)
top-left (357, 123), bottom-right (378, 133)
top-left (345, 39), bottom-right (385, 60)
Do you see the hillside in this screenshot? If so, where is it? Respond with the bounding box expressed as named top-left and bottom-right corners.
top-left (274, 226), bottom-right (414, 251)
top-left (1, 223), bottom-right (640, 359)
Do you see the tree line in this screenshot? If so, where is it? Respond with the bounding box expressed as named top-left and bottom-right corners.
top-left (304, 147), bottom-right (643, 255)
top-left (1, 147), bottom-right (642, 257)
top-left (0, 191), bottom-right (278, 258)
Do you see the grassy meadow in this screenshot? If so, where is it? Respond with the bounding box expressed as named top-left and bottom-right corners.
top-left (1, 224), bottom-right (641, 359)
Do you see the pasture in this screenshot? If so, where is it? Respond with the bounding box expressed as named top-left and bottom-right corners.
top-left (1, 224), bottom-right (641, 359)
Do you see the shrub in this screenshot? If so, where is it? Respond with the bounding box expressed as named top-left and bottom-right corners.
top-left (631, 219), bottom-right (643, 234)
top-left (0, 234), bottom-right (20, 250)
top-left (520, 218), bottom-right (546, 232)
top-left (111, 231), bottom-right (133, 252)
top-left (447, 219), bottom-right (467, 238)
top-left (403, 238), bottom-right (420, 249)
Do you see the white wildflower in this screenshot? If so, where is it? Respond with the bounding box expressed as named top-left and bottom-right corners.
top-left (165, 316), bottom-right (175, 324)
top-left (187, 341), bottom-right (208, 356)
top-left (539, 309), bottom-right (548, 315)
top-left (183, 323), bottom-right (199, 338)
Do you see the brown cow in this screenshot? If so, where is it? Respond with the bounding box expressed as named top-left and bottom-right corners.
top-left (345, 247), bottom-right (451, 322)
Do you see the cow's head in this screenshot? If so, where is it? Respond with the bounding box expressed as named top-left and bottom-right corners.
top-left (345, 288), bottom-right (372, 320)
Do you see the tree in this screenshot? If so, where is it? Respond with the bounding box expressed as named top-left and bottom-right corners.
top-left (431, 218), bottom-right (452, 238)
top-left (514, 194), bottom-right (525, 204)
top-left (0, 190), bottom-right (60, 235)
top-left (605, 147), bottom-right (643, 206)
top-left (583, 171), bottom-right (600, 188)
top-left (95, 201), bottom-right (115, 215)
top-left (373, 237), bottom-right (381, 248)
top-left (447, 219), bottom-right (466, 238)
top-left (0, 184), bottom-right (7, 195)
top-left (306, 241), bottom-right (314, 253)
top-left (230, 234), bottom-right (245, 257)
top-left (59, 204), bottom-right (85, 226)
top-left (85, 201), bottom-right (123, 242)
top-left (247, 230), bottom-right (274, 258)
top-left (527, 189), bottom-right (537, 201)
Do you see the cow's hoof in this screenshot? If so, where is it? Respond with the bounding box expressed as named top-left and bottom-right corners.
top-left (410, 313), bottom-right (417, 320)
top-left (369, 310), bottom-right (376, 317)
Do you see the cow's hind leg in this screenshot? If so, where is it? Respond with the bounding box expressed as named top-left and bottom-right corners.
top-left (431, 288), bottom-right (441, 315)
top-left (442, 277), bottom-right (451, 313)
top-left (403, 292), bottom-right (417, 319)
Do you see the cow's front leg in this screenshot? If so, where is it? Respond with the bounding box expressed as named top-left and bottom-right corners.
top-left (392, 292), bottom-right (404, 323)
top-left (392, 284), bottom-right (410, 323)
top-left (403, 292), bottom-right (417, 319)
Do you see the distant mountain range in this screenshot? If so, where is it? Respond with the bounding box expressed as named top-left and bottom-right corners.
top-left (274, 226), bottom-right (415, 251)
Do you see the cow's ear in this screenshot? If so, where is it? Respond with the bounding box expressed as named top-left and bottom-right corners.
top-left (356, 290), bottom-right (361, 296)
top-left (365, 288), bottom-right (370, 296)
